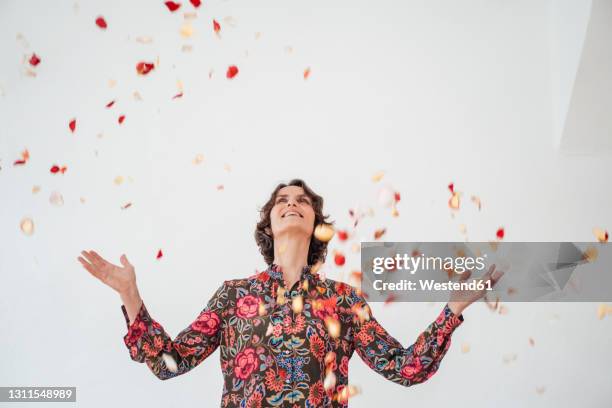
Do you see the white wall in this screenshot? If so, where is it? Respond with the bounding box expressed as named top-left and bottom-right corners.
top-left (1, 1), bottom-right (611, 407)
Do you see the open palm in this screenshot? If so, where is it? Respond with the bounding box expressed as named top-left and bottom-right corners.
top-left (78, 250), bottom-right (136, 294)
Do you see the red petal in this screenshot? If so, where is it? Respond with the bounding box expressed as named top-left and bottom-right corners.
top-left (13, 160), bottom-right (26, 166)
top-left (164, 1), bottom-right (181, 12)
top-left (394, 192), bottom-right (401, 202)
top-left (106, 100), bottom-right (115, 108)
top-left (50, 165), bottom-right (60, 173)
top-left (190, 0), bottom-right (201, 6)
top-left (334, 252), bottom-right (346, 266)
top-left (337, 230), bottom-right (348, 241)
top-left (136, 62), bottom-right (155, 75)
top-left (448, 183), bottom-right (454, 194)
top-left (69, 119), bottom-right (76, 133)
top-left (95, 16), bottom-right (107, 29)
top-left (213, 19), bottom-right (220, 33)
top-left (496, 227), bottom-right (505, 240)
top-left (29, 53), bottom-right (41, 67)
top-left (156, 249), bottom-right (163, 259)
top-left (118, 115), bottom-right (125, 124)
top-left (226, 65), bottom-right (239, 79)
top-left (303, 67), bottom-right (311, 80)
top-left (172, 92), bottom-right (183, 99)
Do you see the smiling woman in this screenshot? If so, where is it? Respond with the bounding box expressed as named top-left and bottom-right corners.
top-left (77, 178), bottom-right (500, 408)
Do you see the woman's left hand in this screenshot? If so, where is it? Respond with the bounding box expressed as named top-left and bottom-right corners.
top-left (447, 264), bottom-right (504, 315)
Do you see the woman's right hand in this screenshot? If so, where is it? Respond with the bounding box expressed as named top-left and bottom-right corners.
top-left (78, 250), bottom-right (137, 295)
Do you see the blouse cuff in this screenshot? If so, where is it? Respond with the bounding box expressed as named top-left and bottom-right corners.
top-left (440, 303), bottom-right (465, 331)
top-left (121, 301), bottom-right (149, 347)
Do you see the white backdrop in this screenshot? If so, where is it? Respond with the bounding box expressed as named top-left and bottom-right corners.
top-left (1, 0), bottom-right (611, 407)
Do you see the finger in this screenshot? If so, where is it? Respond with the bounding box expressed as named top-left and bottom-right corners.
top-left (80, 250), bottom-right (96, 265)
top-left (491, 270), bottom-right (505, 286)
top-left (458, 270), bottom-right (472, 281)
top-left (89, 250), bottom-right (107, 266)
top-left (78, 257), bottom-right (103, 280)
top-left (120, 254), bottom-right (131, 268)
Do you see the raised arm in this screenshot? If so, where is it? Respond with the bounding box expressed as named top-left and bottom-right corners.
top-left (351, 290), bottom-right (464, 387)
top-left (121, 281), bottom-right (229, 380)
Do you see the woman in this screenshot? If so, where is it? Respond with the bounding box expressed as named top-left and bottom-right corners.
top-left (78, 178), bottom-right (503, 407)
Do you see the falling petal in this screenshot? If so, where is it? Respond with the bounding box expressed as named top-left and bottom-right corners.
top-left (156, 249), bottom-right (163, 259)
top-left (471, 195), bottom-right (482, 210)
top-left (180, 23), bottom-right (194, 38)
top-left (50, 165), bottom-right (67, 174)
top-left (193, 153), bottom-right (204, 164)
top-left (106, 100), bottom-right (115, 108)
top-left (216, 184), bottom-right (224, 191)
top-left (69, 118), bottom-right (76, 133)
top-left (303, 67), bottom-right (311, 80)
top-left (449, 192), bottom-right (460, 210)
top-left (172, 92), bottom-right (183, 99)
top-left (49, 191), bottom-right (64, 206)
top-left (164, 1), bottom-right (181, 12)
top-left (324, 317), bottom-right (340, 339)
top-left (114, 176), bottom-right (124, 185)
top-left (371, 171), bottom-right (384, 182)
top-left (334, 251), bottom-right (345, 266)
top-left (118, 115), bottom-right (125, 124)
top-left (461, 343), bottom-right (471, 353)
top-left (190, 0), bottom-right (201, 7)
top-left (121, 202), bottom-right (132, 210)
top-left (95, 16), bottom-right (107, 29)
top-left (13, 149), bottom-right (30, 166)
top-left (378, 186), bottom-right (395, 208)
top-left (292, 295), bottom-right (303, 314)
top-left (496, 227), bottom-right (505, 240)
top-left (593, 227), bottom-right (609, 243)
top-left (213, 19), bottom-right (221, 35)
top-left (314, 224), bottom-right (335, 242)
top-left (226, 65), bottom-right (239, 79)
top-left (29, 53), bottom-right (41, 67)
top-left (337, 230), bottom-right (348, 242)
top-left (323, 371), bottom-right (336, 392)
top-left (20, 217), bottom-right (34, 235)
top-left (136, 62), bottom-right (155, 75)
top-left (528, 337), bottom-right (535, 346)
top-left (32, 186), bottom-right (40, 193)
top-left (161, 353), bottom-right (178, 373)
top-left (373, 228), bottom-right (386, 240)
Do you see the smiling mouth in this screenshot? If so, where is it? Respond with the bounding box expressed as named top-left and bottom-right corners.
top-left (282, 211), bottom-right (303, 218)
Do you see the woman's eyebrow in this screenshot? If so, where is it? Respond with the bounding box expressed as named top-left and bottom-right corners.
top-left (275, 194), bottom-right (311, 200)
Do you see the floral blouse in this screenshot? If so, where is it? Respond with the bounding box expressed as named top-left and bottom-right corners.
top-left (121, 263), bottom-right (464, 407)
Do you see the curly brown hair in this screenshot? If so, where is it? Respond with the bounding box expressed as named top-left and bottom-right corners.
top-left (255, 179), bottom-right (333, 266)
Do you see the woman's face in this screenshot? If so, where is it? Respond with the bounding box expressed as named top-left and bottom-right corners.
top-left (269, 185), bottom-right (316, 239)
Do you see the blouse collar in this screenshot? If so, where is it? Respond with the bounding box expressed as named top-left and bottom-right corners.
top-left (265, 262), bottom-right (317, 286)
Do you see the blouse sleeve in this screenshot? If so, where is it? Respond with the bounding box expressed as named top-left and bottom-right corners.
top-left (121, 281), bottom-right (230, 380)
top-left (351, 291), bottom-right (464, 387)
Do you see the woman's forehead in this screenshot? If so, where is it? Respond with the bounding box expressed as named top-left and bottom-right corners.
top-left (276, 185), bottom-right (305, 196)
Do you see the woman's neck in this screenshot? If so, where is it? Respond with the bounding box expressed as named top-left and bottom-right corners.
top-left (273, 232), bottom-right (310, 288)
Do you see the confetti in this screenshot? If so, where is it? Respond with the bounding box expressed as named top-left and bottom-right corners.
top-left (593, 227), bottom-right (609, 243)
top-left (371, 171), bottom-right (384, 182)
top-left (496, 227), bottom-right (505, 240)
top-left (172, 92), bottom-right (183, 99)
top-left (32, 186), bottom-right (41, 193)
top-left (337, 384), bottom-right (360, 403)
top-left (165, 1), bottom-right (181, 12)
top-left (528, 337), bottom-right (535, 346)
top-left (303, 67), bottom-right (311, 80)
top-left (13, 149), bottom-right (30, 165)
top-left (121, 202), bottom-right (132, 210)
top-left (216, 184), bottom-right (224, 191)
top-left (337, 230), bottom-right (348, 242)
top-left (226, 65), bottom-right (239, 79)
top-left (180, 23), bottom-right (194, 38)
top-left (193, 153), bottom-right (204, 164)
top-left (156, 249), bottom-right (163, 259)
top-left (461, 343), bottom-right (471, 353)
top-left (471, 195), bottom-right (482, 210)
top-left (291, 295), bottom-right (303, 314)
top-left (314, 224), bottom-right (335, 242)
top-left (29, 53), bottom-right (41, 67)
top-left (136, 62), bottom-right (155, 75)
top-left (114, 176), bottom-right (124, 185)
top-left (49, 191), bottom-right (64, 206)
top-left (20, 218), bottom-right (34, 235)
top-left (106, 100), bottom-right (115, 108)
top-left (95, 16), bottom-right (107, 29)
top-left (118, 115), bottom-right (125, 125)
top-left (213, 19), bottom-right (221, 35)
top-left (69, 118), bottom-right (76, 133)
top-left (161, 353), bottom-right (178, 373)
top-left (334, 251), bottom-right (345, 266)
top-left (190, 0), bottom-right (201, 7)
top-left (50, 165), bottom-right (67, 174)
top-left (373, 228), bottom-right (386, 240)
